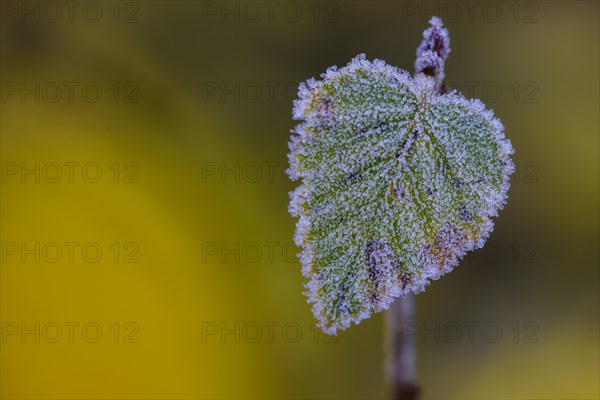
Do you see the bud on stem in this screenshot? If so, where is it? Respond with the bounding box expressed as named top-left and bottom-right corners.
top-left (415, 16), bottom-right (451, 93)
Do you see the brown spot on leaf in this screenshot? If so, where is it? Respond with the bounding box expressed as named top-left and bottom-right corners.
top-left (365, 240), bottom-right (401, 307)
top-left (343, 171), bottom-right (362, 185)
top-left (315, 97), bottom-right (336, 128)
top-left (419, 224), bottom-right (473, 271)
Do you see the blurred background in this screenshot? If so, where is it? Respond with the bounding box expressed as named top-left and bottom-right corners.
top-left (1, 1), bottom-right (598, 399)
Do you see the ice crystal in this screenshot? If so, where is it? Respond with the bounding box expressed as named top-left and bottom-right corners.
top-left (415, 17), bottom-right (451, 90)
top-left (288, 19), bottom-right (514, 335)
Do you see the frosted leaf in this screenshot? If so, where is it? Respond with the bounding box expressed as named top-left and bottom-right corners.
top-left (289, 34), bottom-right (513, 336)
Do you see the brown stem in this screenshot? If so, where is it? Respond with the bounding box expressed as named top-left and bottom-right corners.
top-left (386, 293), bottom-right (419, 400)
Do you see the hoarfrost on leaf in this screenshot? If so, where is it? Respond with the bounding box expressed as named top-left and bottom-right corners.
top-left (288, 20), bottom-right (514, 335)
top-left (415, 16), bottom-right (451, 90)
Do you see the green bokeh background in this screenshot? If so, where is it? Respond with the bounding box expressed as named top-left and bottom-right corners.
top-left (1, 1), bottom-right (598, 399)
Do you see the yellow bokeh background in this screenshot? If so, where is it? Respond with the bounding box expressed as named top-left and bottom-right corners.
top-left (1, 1), bottom-right (598, 399)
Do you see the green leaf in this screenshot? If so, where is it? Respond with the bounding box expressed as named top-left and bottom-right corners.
top-left (288, 55), bottom-right (514, 334)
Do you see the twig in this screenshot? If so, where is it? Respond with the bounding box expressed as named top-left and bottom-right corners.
top-left (386, 294), bottom-right (419, 400)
